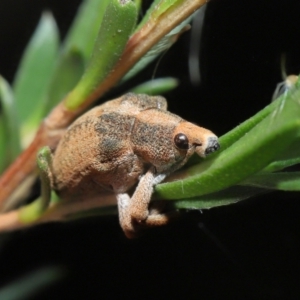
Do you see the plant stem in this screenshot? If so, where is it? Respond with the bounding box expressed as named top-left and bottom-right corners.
top-left (0, 193), bottom-right (117, 233)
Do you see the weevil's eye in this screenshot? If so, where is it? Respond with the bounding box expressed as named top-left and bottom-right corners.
top-left (174, 133), bottom-right (189, 149)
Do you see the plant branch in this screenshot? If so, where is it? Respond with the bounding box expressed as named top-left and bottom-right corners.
top-left (0, 192), bottom-right (117, 232)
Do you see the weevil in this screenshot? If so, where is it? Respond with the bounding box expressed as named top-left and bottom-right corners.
top-left (37, 93), bottom-right (220, 238)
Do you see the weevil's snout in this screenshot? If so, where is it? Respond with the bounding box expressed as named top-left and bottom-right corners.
top-left (205, 136), bottom-right (220, 155)
top-left (194, 133), bottom-right (220, 158)
top-left (173, 122), bottom-right (220, 158)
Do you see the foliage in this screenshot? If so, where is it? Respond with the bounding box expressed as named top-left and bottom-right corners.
top-left (0, 0), bottom-right (299, 296)
top-left (0, 0), bottom-right (299, 226)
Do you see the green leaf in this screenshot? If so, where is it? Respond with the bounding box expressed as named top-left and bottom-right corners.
top-left (0, 76), bottom-right (21, 166)
top-left (135, 0), bottom-right (185, 32)
top-left (264, 157), bottom-right (300, 173)
top-left (151, 0), bottom-right (186, 20)
top-left (263, 139), bottom-right (300, 172)
top-left (173, 185), bottom-right (268, 210)
top-left (134, 0), bottom-right (142, 11)
top-left (62, 0), bottom-right (110, 63)
top-left (188, 94), bottom-right (281, 168)
top-left (12, 12), bottom-right (59, 145)
top-left (65, 0), bottom-right (138, 110)
top-left (242, 172), bottom-right (300, 191)
top-left (41, 0), bottom-right (111, 117)
top-left (155, 86), bottom-right (300, 200)
top-left (0, 116), bottom-right (7, 172)
top-left (188, 77), bottom-right (300, 168)
top-left (130, 77), bottom-right (179, 95)
top-left (42, 49), bottom-right (85, 115)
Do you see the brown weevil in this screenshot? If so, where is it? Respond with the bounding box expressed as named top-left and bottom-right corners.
top-left (38, 93), bottom-right (220, 238)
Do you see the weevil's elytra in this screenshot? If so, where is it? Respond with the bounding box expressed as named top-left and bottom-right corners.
top-left (48, 93), bottom-right (220, 238)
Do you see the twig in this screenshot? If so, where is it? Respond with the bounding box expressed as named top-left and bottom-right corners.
top-left (0, 192), bottom-right (117, 232)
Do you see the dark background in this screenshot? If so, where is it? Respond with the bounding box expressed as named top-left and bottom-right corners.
top-left (0, 0), bottom-right (300, 299)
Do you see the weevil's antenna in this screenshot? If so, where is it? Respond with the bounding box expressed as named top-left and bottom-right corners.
top-left (151, 49), bottom-right (169, 82)
top-left (280, 53), bottom-right (288, 81)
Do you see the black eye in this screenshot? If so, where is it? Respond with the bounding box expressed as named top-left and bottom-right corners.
top-left (174, 133), bottom-right (189, 149)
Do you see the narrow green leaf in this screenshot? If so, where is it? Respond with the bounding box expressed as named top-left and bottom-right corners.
top-left (173, 186), bottom-right (268, 210)
top-left (65, 0), bottom-right (138, 110)
top-left (134, 0), bottom-right (162, 31)
top-left (42, 49), bottom-right (85, 115)
top-left (130, 77), bottom-right (179, 95)
top-left (264, 157), bottom-right (300, 173)
top-left (41, 0), bottom-right (111, 117)
top-left (0, 76), bottom-right (21, 163)
top-left (12, 12), bottom-right (59, 144)
top-left (0, 115), bottom-right (7, 172)
top-left (151, 0), bottom-right (185, 20)
top-left (62, 0), bottom-right (110, 63)
top-left (135, 0), bottom-right (185, 32)
top-left (242, 172), bottom-right (300, 191)
top-left (155, 87), bottom-right (300, 200)
top-left (134, 0), bottom-right (142, 12)
top-left (263, 139), bottom-right (300, 172)
top-left (187, 83), bottom-right (297, 167)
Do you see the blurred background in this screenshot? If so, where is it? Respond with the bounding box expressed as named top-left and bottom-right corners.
top-left (0, 0), bottom-right (300, 299)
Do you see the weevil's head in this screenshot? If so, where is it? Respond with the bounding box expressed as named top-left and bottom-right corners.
top-left (173, 121), bottom-right (220, 158)
top-left (131, 109), bottom-right (220, 174)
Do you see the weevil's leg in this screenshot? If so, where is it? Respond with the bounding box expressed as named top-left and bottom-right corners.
top-left (19, 147), bottom-right (54, 223)
top-left (36, 147), bottom-right (53, 212)
top-left (116, 168), bottom-right (167, 238)
top-left (129, 168), bottom-right (180, 228)
top-left (142, 211), bottom-right (179, 227)
top-left (116, 193), bottom-right (138, 238)
top-left (130, 169), bottom-right (182, 229)
top-left (143, 203), bottom-right (180, 227)
top-left (129, 168), bottom-right (166, 222)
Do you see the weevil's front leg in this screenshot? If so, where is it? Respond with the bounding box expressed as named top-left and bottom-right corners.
top-left (19, 147), bottom-right (54, 222)
top-left (129, 168), bottom-right (166, 221)
top-left (116, 167), bottom-right (174, 238)
top-left (116, 193), bottom-right (136, 238)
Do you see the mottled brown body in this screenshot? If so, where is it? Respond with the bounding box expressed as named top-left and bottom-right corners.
top-left (50, 93), bottom-right (219, 237)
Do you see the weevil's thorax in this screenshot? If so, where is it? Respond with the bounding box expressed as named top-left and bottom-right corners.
top-left (131, 109), bottom-right (186, 173)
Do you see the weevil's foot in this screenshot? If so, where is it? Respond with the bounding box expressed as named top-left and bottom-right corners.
top-left (123, 228), bottom-right (140, 239)
top-left (130, 206), bottom-right (149, 223)
top-left (134, 202), bottom-right (180, 230)
top-left (143, 210), bottom-right (180, 227)
top-left (120, 200), bottom-right (180, 238)
top-left (123, 210), bottom-right (180, 238)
